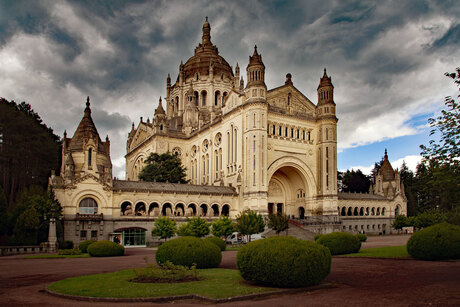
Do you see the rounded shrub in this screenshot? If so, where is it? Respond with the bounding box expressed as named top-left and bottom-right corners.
top-left (87, 240), bottom-right (125, 257)
top-left (236, 236), bottom-right (331, 288)
top-left (78, 240), bottom-right (97, 253)
top-left (156, 236), bottom-right (222, 268)
top-left (314, 234), bottom-right (323, 241)
top-left (316, 232), bottom-right (361, 255)
top-left (60, 240), bottom-right (74, 249)
top-left (355, 233), bottom-right (367, 242)
top-left (205, 236), bottom-right (226, 251)
top-left (407, 222), bottom-right (460, 261)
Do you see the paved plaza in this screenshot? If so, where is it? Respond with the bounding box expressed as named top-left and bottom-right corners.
top-left (1, 235), bottom-right (459, 306)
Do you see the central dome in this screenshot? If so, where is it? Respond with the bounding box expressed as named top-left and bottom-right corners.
top-left (183, 18), bottom-right (234, 81)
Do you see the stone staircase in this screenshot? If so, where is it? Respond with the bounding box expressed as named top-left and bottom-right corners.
top-left (263, 220), bottom-right (316, 241)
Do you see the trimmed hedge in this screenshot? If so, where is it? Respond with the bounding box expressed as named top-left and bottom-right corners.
top-left (156, 236), bottom-right (222, 268)
top-left (87, 240), bottom-right (125, 257)
top-left (78, 240), bottom-right (97, 253)
top-left (314, 234), bottom-right (323, 241)
top-left (356, 233), bottom-right (367, 242)
top-left (236, 236), bottom-right (331, 288)
top-left (407, 222), bottom-right (460, 261)
top-left (205, 236), bottom-right (226, 251)
top-left (316, 232), bottom-right (361, 255)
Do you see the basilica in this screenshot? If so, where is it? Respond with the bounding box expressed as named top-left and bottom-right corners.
top-left (50, 19), bottom-right (407, 246)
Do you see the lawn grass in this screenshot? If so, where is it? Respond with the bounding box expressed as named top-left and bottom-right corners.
top-left (26, 254), bottom-right (91, 259)
top-left (343, 245), bottom-right (410, 258)
top-left (48, 268), bottom-right (278, 299)
top-left (225, 246), bottom-right (242, 251)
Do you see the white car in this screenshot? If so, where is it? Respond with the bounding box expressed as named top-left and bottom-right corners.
top-left (226, 232), bottom-right (265, 244)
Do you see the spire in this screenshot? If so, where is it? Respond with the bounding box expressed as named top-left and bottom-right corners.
top-left (155, 96), bottom-right (165, 116)
top-left (384, 148), bottom-right (388, 160)
top-left (248, 45), bottom-right (264, 67)
top-left (63, 130), bottom-right (67, 138)
top-left (84, 96), bottom-right (91, 116)
top-left (131, 122), bottom-right (135, 131)
top-left (202, 16), bottom-right (211, 45)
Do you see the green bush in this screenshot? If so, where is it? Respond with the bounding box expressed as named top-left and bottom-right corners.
top-left (407, 222), bottom-right (460, 260)
top-left (58, 248), bottom-right (81, 255)
top-left (78, 240), bottom-right (97, 253)
top-left (316, 232), bottom-right (361, 255)
top-left (356, 233), bottom-right (367, 242)
top-left (205, 236), bottom-right (226, 251)
top-left (236, 236), bottom-right (331, 288)
top-left (60, 240), bottom-right (74, 249)
top-left (87, 240), bottom-right (125, 257)
top-left (155, 236), bottom-right (221, 268)
top-left (314, 234), bottom-right (323, 241)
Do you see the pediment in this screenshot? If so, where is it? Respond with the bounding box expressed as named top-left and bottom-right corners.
top-left (267, 84), bottom-right (316, 116)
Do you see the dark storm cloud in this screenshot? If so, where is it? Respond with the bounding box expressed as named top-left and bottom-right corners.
top-left (1, 0), bottom-right (459, 177)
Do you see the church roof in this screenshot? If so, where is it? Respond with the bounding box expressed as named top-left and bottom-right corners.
top-left (69, 97), bottom-right (106, 154)
top-left (379, 149), bottom-right (395, 181)
top-left (338, 192), bottom-right (388, 201)
top-left (113, 180), bottom-right (237, 196)
top-left (317, 68), bottom-right (333, 89)
top-left (155, 97), bottom-right (165, 116)
top-left (183, 17), bottom-right (233, 81)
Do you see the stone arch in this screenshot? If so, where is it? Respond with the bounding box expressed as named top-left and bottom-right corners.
top-left (347, 207), bottom-right (352, 216)
top-left (221, 204), bottom-right (230, 216)
top-left (162, 202), bottom-right (173, 216)
top-left (394, 204), bottom-right (401, 216)
top-left (187, 203), bottom-right (197, 216)
top-left (359, 207), bottom-right (364, 216)
top-left (371, 207), bottom-right (375, 216)
top-left (298, 206), bottom-right (305, 219)
top-left (121, 201), bottom-right (133, 216)
top-left (382, 207), bottom-right (386, 216)
top-left (148, 202), bottom-right (160, 216)
top-left (132, 153), bottom-right (147, 180)
top-left (73, 190), bottom-right (106, 215)
top-left (353, 207), bottom-right (358, 216)
top-left (268, 156), bottom-right (317, 197)
top-left (376, 207), bottom-right (381, 216)
top-left (200, 203), bottom-right (208, 216)
top-left (211, 204), bottom-right (220, 217)
top-left (341, 207), bottom-right (346, 216)
top-left (135, 202), bottom-right (146, 216)
top-left (366, 207), bottom-right (370, 216)
top-left (201, 90), bottom-right (207, 106)
top-left (175, 203), bottom-right (185, 217)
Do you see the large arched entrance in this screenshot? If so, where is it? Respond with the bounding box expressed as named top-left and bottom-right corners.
top-left (267, 164), bottom-right (310, 217)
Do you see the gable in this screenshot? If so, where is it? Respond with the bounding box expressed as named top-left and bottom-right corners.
top-left (267, 84), bottom-right (316, 117)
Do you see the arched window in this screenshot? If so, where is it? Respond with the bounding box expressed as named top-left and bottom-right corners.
top-left (215, 91), bottom-right (220, 106)
top-left (79, 197), bottom-right (98, 214)
top-left (201, 90), bottom-right (207, 106)
top-left (395, 205), bottom-right (400, 216)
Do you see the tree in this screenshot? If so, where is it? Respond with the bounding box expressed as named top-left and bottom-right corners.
top-left (413, 210), bottom-right (446, 229)
top-left (0, 98), bottom-right (60, 207)
top-left (392, 215), bottom-right (409, 230)
top-left (177, 216), bottom-right (210, 237)
top-left (420, 68), bottom-right (459, 166)
top-left (266, 213), bottom-right (289, 234)
top-left (399, 161), bottom-right (417, 216)
top-left (13, 207), bottom-right (40, 245)
top-left (235, 210), bottom-right (265, 242)
top-left (138, 152), bottom-right (188, 183)
top-left (0, 186), bottom-right (8, 238)
top-left (211, 216), bottom-right (235, 238)
top-left (151, 217), bottom-right (176, 241)
top-left (341, 169), bottom-right (371, 193)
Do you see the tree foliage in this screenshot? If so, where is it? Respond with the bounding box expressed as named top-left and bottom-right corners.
top-left (152, 217), bottom-right (176, 241)
top-left (138, 152), bottom-right (188, 183)
top-left (339, 169), bottom-right (371, 193)
top-left (235, 210), bottom-right (265, 240)
top-left (177, 216), bottom-right (210, 237)
top-left (0, 98), bottom-right (60, 207)
top-left (211, 216), bottom-right (235, 237)
top-left (266, 213), bottom-right (289, 234)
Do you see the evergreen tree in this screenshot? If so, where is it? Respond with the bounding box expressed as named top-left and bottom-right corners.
top-left (138, 152), bottom-right (189, 183)
top-left (0, 98), bottom-right (60, 207)
top-left (341, 169), bottom-right (371, 193)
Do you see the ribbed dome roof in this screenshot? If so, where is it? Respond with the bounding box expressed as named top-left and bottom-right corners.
top-left (183, 18), bottom-right (233, 81)
top-left (69, 97), bottom-right (106, 154)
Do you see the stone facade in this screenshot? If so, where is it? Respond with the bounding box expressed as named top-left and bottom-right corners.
top-left (50, 19), bottom-right (406, 246)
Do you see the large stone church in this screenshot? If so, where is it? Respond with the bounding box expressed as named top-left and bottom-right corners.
top-left (50, 19), bottom-right (407, 246)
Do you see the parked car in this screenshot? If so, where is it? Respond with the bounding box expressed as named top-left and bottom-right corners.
top-left (226, 232), bottom-right (265, 244)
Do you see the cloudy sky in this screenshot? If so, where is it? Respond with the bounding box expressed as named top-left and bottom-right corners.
top-left (1, 0), bottom-right (459, 178)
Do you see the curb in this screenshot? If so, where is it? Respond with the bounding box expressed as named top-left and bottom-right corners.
top-left (45, 282), bottom-right (336, 304)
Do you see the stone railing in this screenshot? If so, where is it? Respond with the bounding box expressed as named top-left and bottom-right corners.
top-left (0, 245), bottom-right (52, 256)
